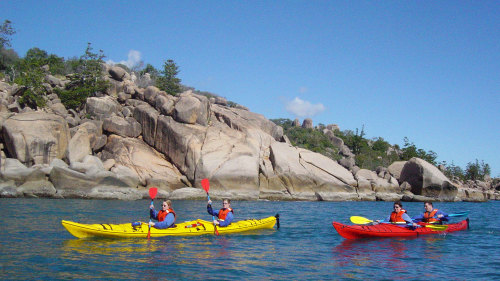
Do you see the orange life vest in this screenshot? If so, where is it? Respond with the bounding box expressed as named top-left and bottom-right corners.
top-left (158, 208), bottom-right (176, 223)
top-left (390, 209), bottom-right (407, 223)
top-left (423, 209), bottom-right (439, 223)
top-left (218, 208), bottom-right (233, 221)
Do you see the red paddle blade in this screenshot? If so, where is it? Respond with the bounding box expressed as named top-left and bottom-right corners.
top-left (201, 178), bottom-right (209, 193)
top-left (149, 187), bottom-right (158, 200)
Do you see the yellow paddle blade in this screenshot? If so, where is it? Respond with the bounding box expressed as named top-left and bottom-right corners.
top-left (424, 224), bottom-right (448, 231)
top-left (350, 216), bottom-right (374, 224)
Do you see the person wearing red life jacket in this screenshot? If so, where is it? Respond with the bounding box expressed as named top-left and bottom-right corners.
top-left (377, 202), bottom-right (417, 226)
top-left (207, 198), bottom-right (234, 227)
top-left (149, 200), bottom-right (176, 229)
top-left (412, 201), bottom-right (448, 224)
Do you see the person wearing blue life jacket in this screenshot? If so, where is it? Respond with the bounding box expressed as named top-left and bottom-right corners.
top-left (412, 201), bottom-right (449, 224)
top-left (377, 201), bottom-right (417, 226)
top-left (149, 200), bottom-right (176, 229)
top-left (207, 198), bottom-right (234, 227)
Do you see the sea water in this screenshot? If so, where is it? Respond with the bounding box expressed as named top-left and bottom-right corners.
top-left (0, 199), bottom-right (498, 280)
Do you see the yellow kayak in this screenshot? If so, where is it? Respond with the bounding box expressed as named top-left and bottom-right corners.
top-left (62, 215), bottom-right (279, 238)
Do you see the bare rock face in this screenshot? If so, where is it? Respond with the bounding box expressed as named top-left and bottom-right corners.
top-left (102, 116), bottom-right (142, 138)
top-left (102, 135), bottom-right (186, 191)
top-left (267, 142), bottom-right (357, 200)
top-left (211, 105), bottom-right (283, 141)
top-left (109, 66), bottom-right (127, 81)
top-left (2, 112), bottom-right (70, 166)
top-left (133, 103), bottom-right (159, 147)
top-left (86, 96), bottom-right (121, 120)
top-left (154, 115), bottom-right (205, 181)
top-left (400, 157), bottom-right (459, 201)
top-left (292, 118), bottom-right (300, 127)
top-left (302, 118), bottom-right (313, 129)
top-left (388, 161), bottom-right (406, 181)
top-left (67, 126), bottom-right (91, 164)
top-left (174, 95), bottom-right (201, 124)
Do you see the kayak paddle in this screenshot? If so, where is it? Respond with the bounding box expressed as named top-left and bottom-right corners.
top-left (201, 178), bottom-right (219, 236)
top-left (147, 187), bottom-right (158, 239)
top-left (350, 216), bottom-right (449, 231)
top-left (448, 211), bottom-right (469, 217)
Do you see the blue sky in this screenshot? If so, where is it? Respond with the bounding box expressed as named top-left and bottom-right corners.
top-left (2, 1), bottom-right (499, 176)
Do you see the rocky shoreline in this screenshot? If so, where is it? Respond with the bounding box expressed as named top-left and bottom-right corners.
top-left (1, 65), bottom-right (498, 202)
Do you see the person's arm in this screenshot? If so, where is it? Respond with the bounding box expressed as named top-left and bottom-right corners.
top-left (412, 213), bottom-right (424, 222)
top-left (436, 210), bottom-right (449, 221)
top-left (150, 208), bottom-right (158, 221)
top-left (219, 212), bottom-right (233, 227)
top-left (207, 204), bottom-right (218, 217)
top-left (153, 213), bottom-right (175, 229)
top-left (402, 213), bottom-right (414, 224)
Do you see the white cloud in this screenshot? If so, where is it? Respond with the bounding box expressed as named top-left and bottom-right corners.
top-left (285, 97), bottom-right (325, 117)
top-left (107, 50), bottom-right (142, 68)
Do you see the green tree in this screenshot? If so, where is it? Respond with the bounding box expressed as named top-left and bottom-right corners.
top-left (157, 59), bottom-right (181, 95)
top-left (14, 56), bottom-right (46, 108)
top-left (56, 43), bottom-right (108, 110)
top-left (400, 137), bottom-right (437, 165)
top-left (465, 160), bottom-right (491, 181)
top-left (0, 19), bottom-right (15, 49)
top-left (0, 19), bottom-right (17, 72)
top-left (24, 47), bottom-right (65, 75)
top-left (344, 125), bottom-right (367, 155)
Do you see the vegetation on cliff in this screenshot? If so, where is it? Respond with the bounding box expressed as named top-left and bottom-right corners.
top-left (271, 118), bottom-right (492, 181)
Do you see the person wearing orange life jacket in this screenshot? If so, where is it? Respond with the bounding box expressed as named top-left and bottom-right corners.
top-left (377, 202), bottom-right (417, 226)
top-left (149, 200), bottom-right (176, 229)
top-left (207, 198), bottom-right (234, 227)
top-left (412, 201), bottom-right (448, 224)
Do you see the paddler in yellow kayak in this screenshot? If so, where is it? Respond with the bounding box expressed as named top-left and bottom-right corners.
top-left (149, 200), bottom-right (176, 229)
top-left (207, 198), bottom-right (234, 227)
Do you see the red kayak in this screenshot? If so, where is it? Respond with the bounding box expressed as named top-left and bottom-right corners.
top-left (332, 219), bottom-right (469, 240)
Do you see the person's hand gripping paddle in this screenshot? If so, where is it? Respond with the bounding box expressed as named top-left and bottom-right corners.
top-left (147, 187), bottom-right (158, 239)
top-left (201, 179), bottom-right (219, 236)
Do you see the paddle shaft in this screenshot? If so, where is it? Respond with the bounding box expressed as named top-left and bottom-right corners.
top-left (147, 199), bottom-right (153, 239)
top-left (207, 193), bottom-right (219, 235)
top-left (146, 187), bottom-right (158, 239)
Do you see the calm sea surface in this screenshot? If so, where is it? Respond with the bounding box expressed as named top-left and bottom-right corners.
top-left (0, 198), bottom-right (499, 280)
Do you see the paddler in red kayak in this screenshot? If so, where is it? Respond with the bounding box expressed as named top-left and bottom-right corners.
top-left (412, 201), bottom-right (449, 224)
top-left (377, 201), bottom-right (417, 226)
top-left (149, 200), bottom-right (176, 229)
top-left (207, 198), bottom-right (234, 227)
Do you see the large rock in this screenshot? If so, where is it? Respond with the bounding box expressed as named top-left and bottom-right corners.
top-left (193, 124), bottom-right (262, 199)
top-left (2, 112), bottom-right (70, 166)
top-left (268, 142), bottom-right (356, 200)
top-left (302, 118), bottom-right (313, 129)
top-left (154, 115), bottom-right (205, 180)
top-left (355, 169), bottom-right (399, 193)
top-left (211, 105), bottom-right (283, 141)
top-left (67, 126), bottom-right (91, 164)
top-left (400, 158), bottom-right (458, 201)
top-left (85, 96), bottom-right (121, 120)
top-left (0, 158), bottom-right (35, 185)
top-left (174, 95), bottom-right (201, 124)
top-left (388, 161), bottom-right (406, 180)
top-left (103, 135), bottom-right (186, 190)
top-left (102, 116), bottom-right (141, 138)
top-left (109, 66), bottom-right (127, 81)
top-left (133, 103), bottom-right (159, 146)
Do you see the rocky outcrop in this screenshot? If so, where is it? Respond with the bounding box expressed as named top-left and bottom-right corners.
top-left (1, 65), bottom-right (497, 202)
top-left (400, 158), bottom-right (459, 201)
top-left (2, 112), bottom-right (70, 166)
